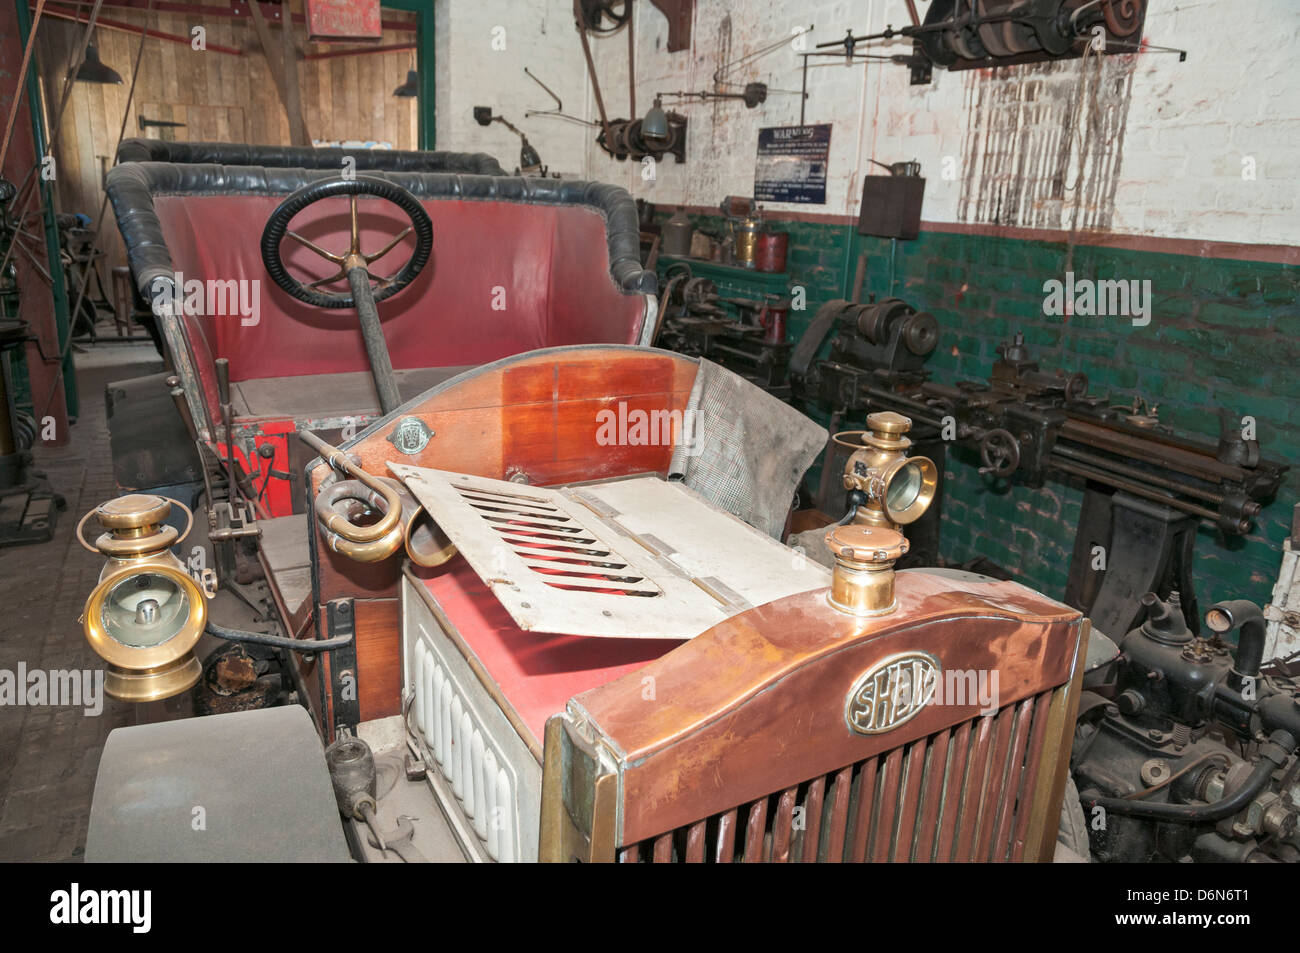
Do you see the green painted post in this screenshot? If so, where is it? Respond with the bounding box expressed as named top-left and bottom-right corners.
top-left (13, 0), bottom-right (78, 420)
top-left (384, 0), bottom-right (436, 149)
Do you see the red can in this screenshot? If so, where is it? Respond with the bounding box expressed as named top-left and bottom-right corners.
top-left (755, 230), bottom-right (788, 273)
top-left (759, 302), bottom-right (789, 344)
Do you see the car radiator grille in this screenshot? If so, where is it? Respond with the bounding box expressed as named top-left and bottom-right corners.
top-left (616, 691), bottom-right (1053, 863)
top-left (411, 639), bottom-right (518, 862)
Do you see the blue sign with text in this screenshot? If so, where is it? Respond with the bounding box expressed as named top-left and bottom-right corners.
top-left (754, 124), bottom-right (831, 204)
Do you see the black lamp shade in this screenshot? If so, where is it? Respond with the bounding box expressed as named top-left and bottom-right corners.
top-left (519, 139), bottom-right (542, 174)
top-left (393, 70), bottom-right (418, 98)
top-left (76, 44), bottom-right (123, 85)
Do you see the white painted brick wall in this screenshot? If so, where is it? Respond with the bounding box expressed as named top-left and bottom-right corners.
top-left (433, 1), bottom-right (1299, 246)
top-left (433, 0), bottom-right (594, 177)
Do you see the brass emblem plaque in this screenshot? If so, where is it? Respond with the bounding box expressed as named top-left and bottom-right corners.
top-left (845, 651), bottom-right (941, 735)
top-left (387, 416), bottom-right (433, 455)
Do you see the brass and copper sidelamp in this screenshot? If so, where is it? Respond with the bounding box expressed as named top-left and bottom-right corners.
top-left (823, 411), bottom-right (937, 618)
top-left (835, 410), bottom-right (938, 531)
top-left (78, 494), bottom-right (208, 702)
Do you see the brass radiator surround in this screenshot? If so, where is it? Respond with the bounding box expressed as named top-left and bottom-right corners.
top-left (538, 585), bottom-right (1089, 863)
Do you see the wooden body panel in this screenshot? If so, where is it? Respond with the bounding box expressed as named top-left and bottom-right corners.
top-left (306, 346), bottom-right (699, 725)
top-left (310, 346), bottom-right (698, 601)
top-left (569, 570), bottom-right (1085, 847)
top-left (353, 599), bottom-right (401, 723)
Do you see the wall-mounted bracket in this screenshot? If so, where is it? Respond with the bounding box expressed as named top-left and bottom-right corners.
top-left (648, 0), bottom-right (693, 52)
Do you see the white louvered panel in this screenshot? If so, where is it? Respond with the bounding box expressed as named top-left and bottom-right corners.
top-left (413, 646), bottom-right (426, 739)
top-left (471, 732), bottom-right (487, 838)
top-left (405, 611), bottom-right (533, 861)
top-left (438, 665), bottom-right (451, 768)
top-left (416, 662), bottom-right (517, 862)
top-left (389, 466), bottom-right (830, 640)
top-left (494, 767), bottom-right (515, 862)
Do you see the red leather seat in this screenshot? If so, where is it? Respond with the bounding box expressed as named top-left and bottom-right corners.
top-left (152, 193), bottom-right (647, 419)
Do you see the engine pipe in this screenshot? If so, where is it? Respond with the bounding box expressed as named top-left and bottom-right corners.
top-left (1258, 692), bottom-right (1300, 741)
top-left (206, 619), bottom-right (354, 653)
top-left (1080, 731), bottom-right (1295, 823)
top-left (1206, 600), bottom-right (1267, 692)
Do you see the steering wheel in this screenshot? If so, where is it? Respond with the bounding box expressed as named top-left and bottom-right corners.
top-left (260, 176), bottom-right (433, 310)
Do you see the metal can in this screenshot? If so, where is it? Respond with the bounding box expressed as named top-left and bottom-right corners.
top-left (735, 218), bottom-right (761, 269)
top-left (755, 230), bottom-right (788, 273)
top-left (661, 207), bottom-right (693, 257)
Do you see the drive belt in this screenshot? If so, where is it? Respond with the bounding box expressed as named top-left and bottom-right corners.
top-left (790, 299), bottom-right (852, 383)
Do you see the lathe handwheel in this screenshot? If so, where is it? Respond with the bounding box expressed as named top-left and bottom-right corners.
top-left (1066, 371), bottom-right (1090, 401)
top-left (978, 428), bottom-right (1021, 478)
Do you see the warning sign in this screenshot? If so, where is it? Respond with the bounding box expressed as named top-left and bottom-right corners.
top-left (754, 124), bottom-right (831, 204)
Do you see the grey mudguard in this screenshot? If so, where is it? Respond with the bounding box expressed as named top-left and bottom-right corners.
top-left (86, 706), bottom-right (351, 862)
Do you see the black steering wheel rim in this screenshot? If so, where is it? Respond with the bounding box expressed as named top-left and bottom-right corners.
top-left (260, 175), bottom-right (433, 310)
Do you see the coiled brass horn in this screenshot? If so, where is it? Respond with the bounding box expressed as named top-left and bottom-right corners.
top-left (315, 476), bottom-right (405, 562)
top-left (401, 494), bottom-right (456, 568)
top-left (302, 431), bottom-right (455, 567)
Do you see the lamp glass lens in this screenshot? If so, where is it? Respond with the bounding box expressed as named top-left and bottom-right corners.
top-left (886, 462), bottom-right (924, 515)
top-left (101, 573), bottom-right (191, 648)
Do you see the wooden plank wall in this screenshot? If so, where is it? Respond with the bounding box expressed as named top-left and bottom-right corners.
top-left (34, 2), bottom-right (417, 274)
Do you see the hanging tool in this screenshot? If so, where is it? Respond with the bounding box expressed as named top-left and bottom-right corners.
top-left (575, 0), bottom-right (630, 33)
top-left (138, 115), bottom-right (186, 131)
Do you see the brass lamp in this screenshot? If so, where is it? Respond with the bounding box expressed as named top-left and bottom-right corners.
top-left (822, 411), bottom-right (936, 616)
top-left (835, 411), bottom-right (938, 530)
top-left (78, 494), bottom-right (207, 702)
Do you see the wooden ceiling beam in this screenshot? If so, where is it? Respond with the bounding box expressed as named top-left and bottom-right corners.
top-left (42, 7), bottom-right (245, 55)
top-left (45, 0), bottom-right (417, 33)
top-left (244, 0), bottom-right (310, 146)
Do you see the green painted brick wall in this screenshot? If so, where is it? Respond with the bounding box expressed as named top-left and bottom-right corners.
top-left (664, 210), bottom-right (1299, 612)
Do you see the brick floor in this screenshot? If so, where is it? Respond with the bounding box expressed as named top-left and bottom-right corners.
top-left (0, 342), bottom-right (165, 861)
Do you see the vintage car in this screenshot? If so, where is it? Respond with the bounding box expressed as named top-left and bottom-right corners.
top-left (80, 354), bottom-right (1090, 863)
top-left (72, 152), bottom-right (1091, 862)
top-left (78, 155), bottom-right (1299, 864)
